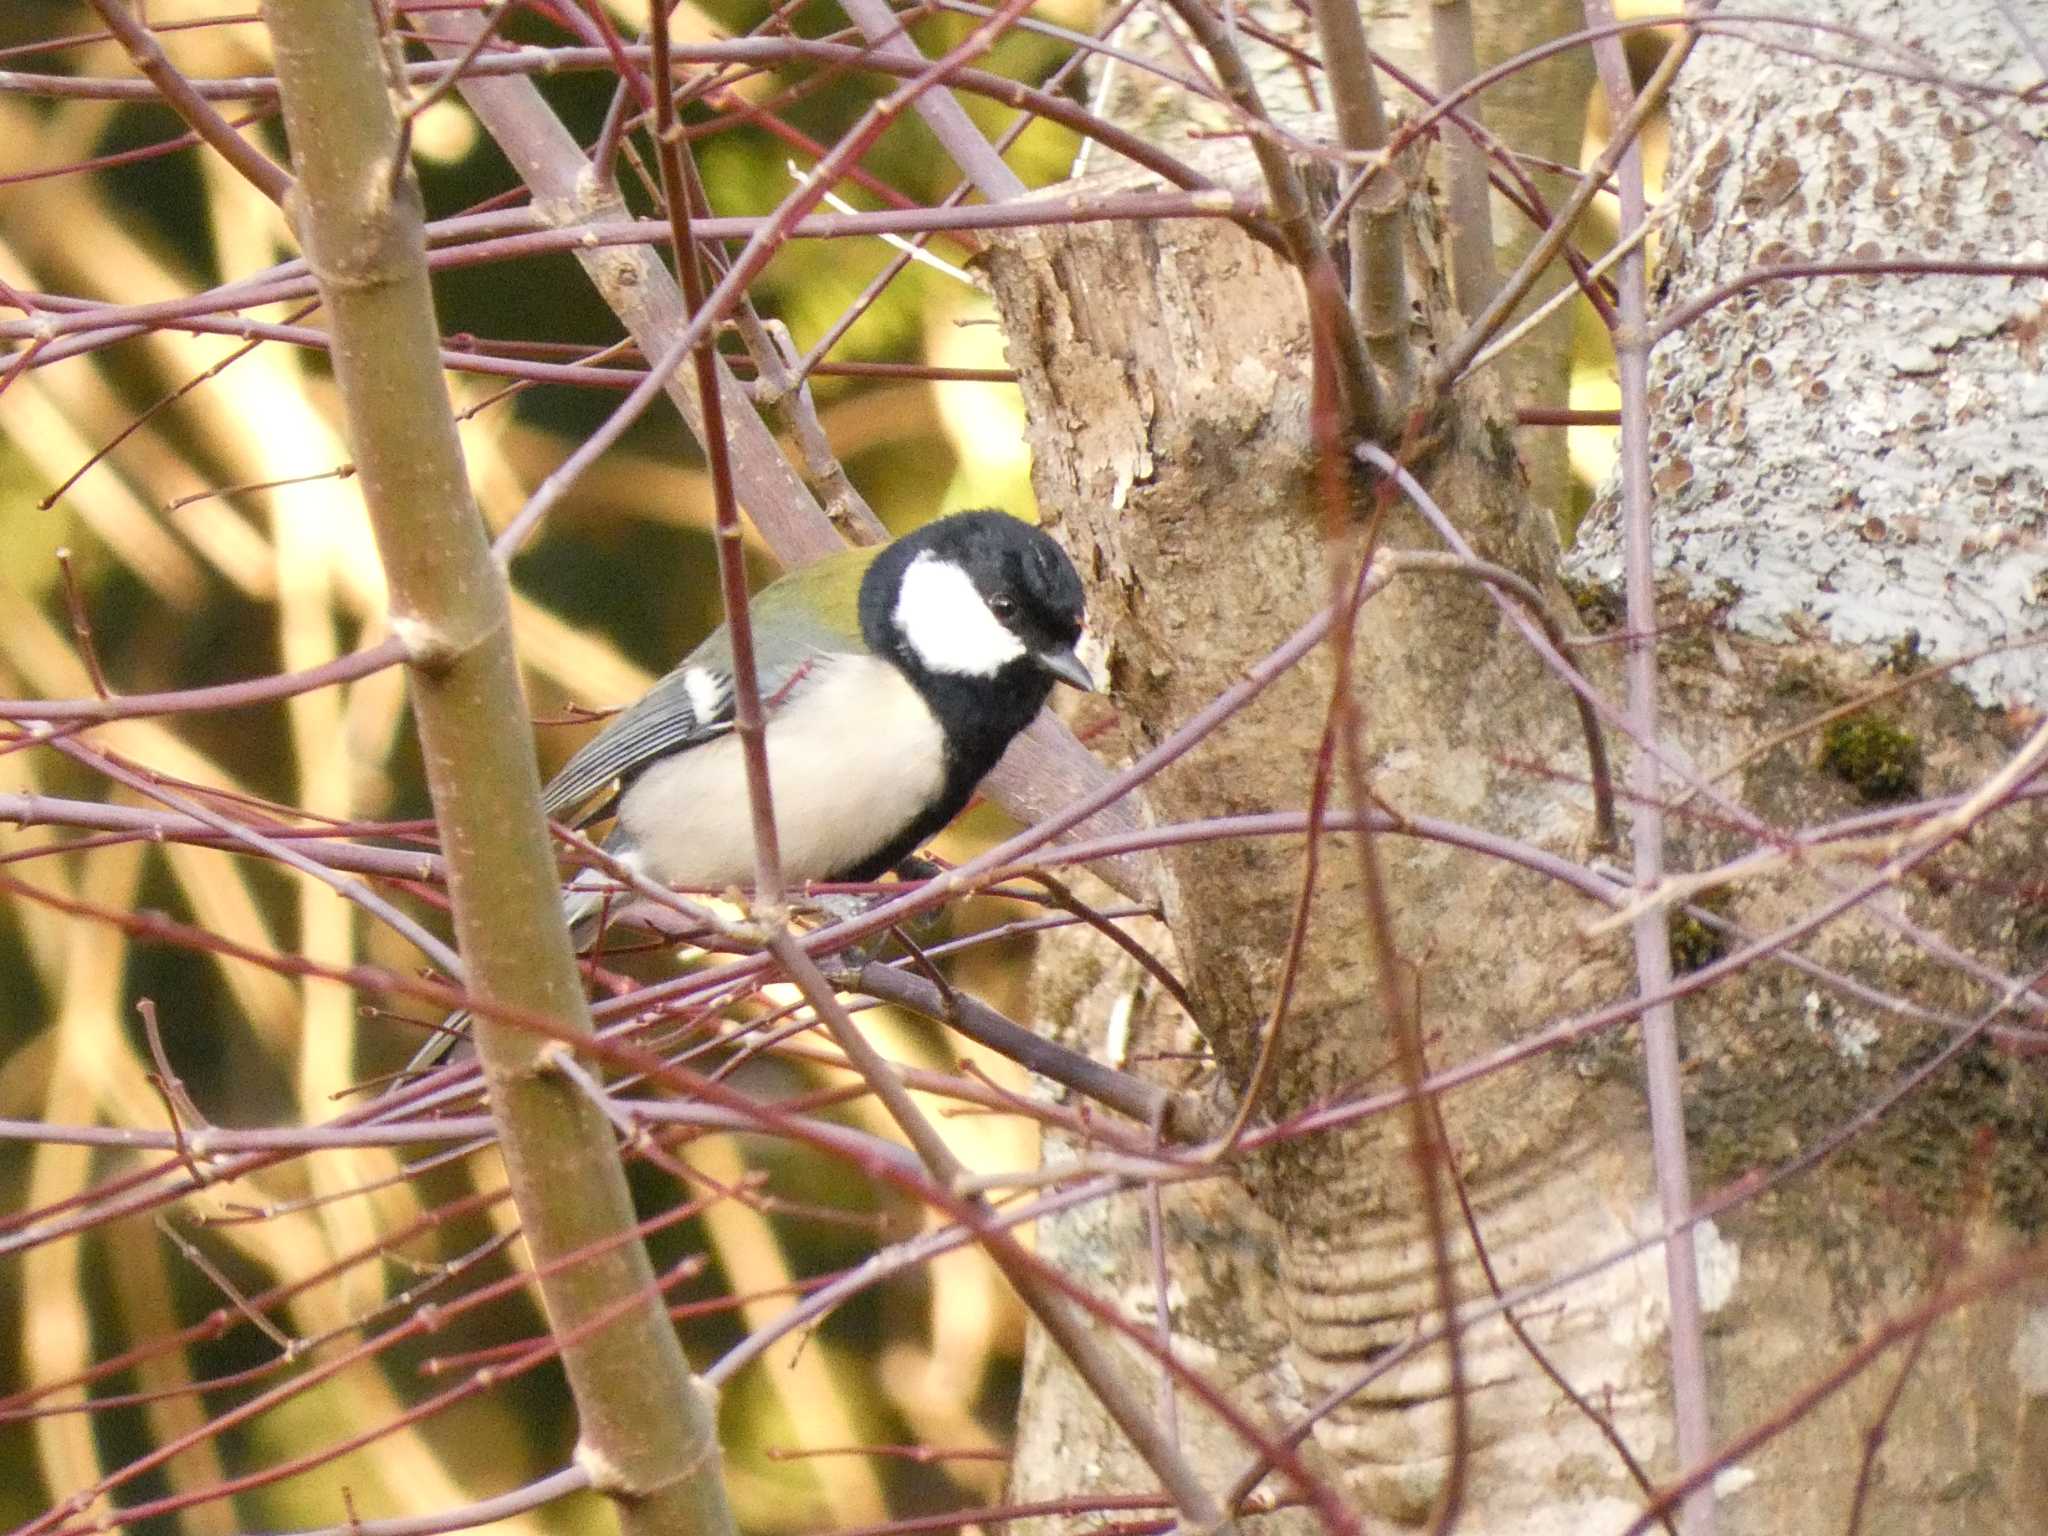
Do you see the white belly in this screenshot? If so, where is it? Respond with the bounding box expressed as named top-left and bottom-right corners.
top-left (613, 654), bottom-right (948, 890)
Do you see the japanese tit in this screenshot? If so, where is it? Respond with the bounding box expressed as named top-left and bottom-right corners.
top-left (404, 509), bottom-right (1091, 1076)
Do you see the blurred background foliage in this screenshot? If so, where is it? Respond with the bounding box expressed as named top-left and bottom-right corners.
top-left (0, 0), bottom-right (1630, 1528)
top-left (0, 0), bottom-right (1070, 1527)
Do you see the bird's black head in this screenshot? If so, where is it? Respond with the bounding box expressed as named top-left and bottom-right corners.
top-left (861, 510), bottom-right (1089, 690)
top-left (860, 510), bottom-right (1091, 786)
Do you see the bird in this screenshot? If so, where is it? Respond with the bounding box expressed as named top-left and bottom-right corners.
top-left (401, 509), bottom-right (1093, 1077)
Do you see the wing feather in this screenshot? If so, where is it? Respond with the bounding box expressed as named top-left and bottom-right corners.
top-left (539, 674), bottom-right (732, 818)
top-left (539, 574), bottom-right (866, 822)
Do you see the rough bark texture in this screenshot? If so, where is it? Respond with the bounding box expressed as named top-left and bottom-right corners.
top-left (990, 2), bottom-right (2048, 1528)
top-left (1568, 0), bottom-right (2048, 712)
top-left (990, 161), bottom-right (1667, 1528)
top-left (1080, 1), bottom-right (1592, 516)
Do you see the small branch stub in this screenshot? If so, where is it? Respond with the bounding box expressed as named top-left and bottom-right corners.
top-left (388, 609), bottom-right (488, 676)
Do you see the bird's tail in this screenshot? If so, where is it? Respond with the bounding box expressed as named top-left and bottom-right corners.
top-left (390, 876), bottom-right (615, 1087)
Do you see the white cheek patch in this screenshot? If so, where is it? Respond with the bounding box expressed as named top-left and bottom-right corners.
top-left (893, 551), bottom-right (1028, 677)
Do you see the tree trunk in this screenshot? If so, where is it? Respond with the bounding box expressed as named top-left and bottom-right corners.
top-left (989, 1), bottom-right (2048, 1529)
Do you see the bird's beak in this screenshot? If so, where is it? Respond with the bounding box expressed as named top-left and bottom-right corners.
top-left (1034, 644), bottom-right (1097, 692)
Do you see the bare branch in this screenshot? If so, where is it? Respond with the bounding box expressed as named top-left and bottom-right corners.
top-left (86, 0), bottom-right (293, 203)
top-left (256, 0), bottom-right (738, 1529)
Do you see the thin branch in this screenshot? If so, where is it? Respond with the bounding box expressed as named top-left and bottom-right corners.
top-left (1843, 1330), bottom-right (1932, 1536)
top-left (1381, 552), bottom-right (1616, 844)
top-left (731, 309), bottom-right (885, 541)
top-left (1144, 1179), bottom-right (1179, 1449)
top-left (1208, 552), bottom-right (1392, 1161)
top-left (1428, 0), bottom-right (1499, 316)
top-left (52, 550), bottom-right (111, 700)
top-left (2, 191), bottom-right (1266, 353)
top-left (1158, 0), bottom-right (1387, 438)
top-left (226, 1469), bottom-right (593, 1536)
top-left (835, 0), bottom-right (1027, 198)
top-left (255, 1), bottom-right (738, 1530)
top-left (1585, 12), bottom-right (1713, 1534)
top-left (1431, 19), bottom-right (1697, 388)
top-left (1, 37), bottom-right (1222, 205)
top-left (1435, 1097), bottom-right (1677, 1536)
top-left (1306, 0), bottom-right (1416, 403)
top-left (86, 0), bottom-right (293, 203)
top-left (790, 0), bottom-right (1146, 391)
top-left (0, 636), bottom-right (407, 723)
top-left (1314, 380), bottom-right (1466, 1535)
top-left (1461, 197), bottom-right (1675, 376)
top-left (36, 299), bottom-right (323, 511)
top-left (389, 0), bottom-right (512, 172)
top-left (844, 959), bottom-right (1191, 1131)
top-left (1649, 254), bottom-right (2048, 343)
top-left (1026, 871), bottom-right (1195, 1018)
top-left (650, 0), bottom-right (786, 903)
top-left (50, 734), bottom-right (464, 977)
top-left (763, 930), bottom-right (1236, 1536)
top-left (0, 794), bottom-right (445, 882)
top-left (1614, 1241), bottom-right (2048, 1536)
top-left (153, 1217), bottom-right (294, 1352)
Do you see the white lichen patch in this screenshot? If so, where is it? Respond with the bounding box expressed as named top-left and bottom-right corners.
top-left (1568, 4), bottom-right (2048, 711)
top-left (1693, 1218), bottom-right (1741, 1314)
top-left (1714, 1465), bottom-right (1759, 1497)
top-left (2012, 1306), bottom-right (2048, 1395)
top-left (1803, 989), bottom-right (1881, 1068)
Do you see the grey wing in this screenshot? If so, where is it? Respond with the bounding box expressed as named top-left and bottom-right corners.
top-left (540, 664), bottom-right (733, 820)
top-left (537, 633), bottom-right (831, 822)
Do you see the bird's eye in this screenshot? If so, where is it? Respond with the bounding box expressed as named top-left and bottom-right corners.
top-left (988, 593), bottom-right (1018, 622)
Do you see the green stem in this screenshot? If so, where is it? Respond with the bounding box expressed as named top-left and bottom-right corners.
top-left (257, 2), bottom-right (737, 1530)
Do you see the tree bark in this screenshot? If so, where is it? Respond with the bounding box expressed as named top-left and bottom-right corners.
top-left (990, 1), bottom-right (2048, 1529)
